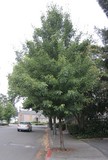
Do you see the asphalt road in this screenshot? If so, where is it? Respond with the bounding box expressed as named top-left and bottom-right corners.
top-left (0, 125), bottom-right (47, 160)
top-left (83, 138), bottom-right (108, 158)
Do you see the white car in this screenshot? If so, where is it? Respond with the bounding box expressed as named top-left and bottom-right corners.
top-left (17, 122), bottom-right (32, 132)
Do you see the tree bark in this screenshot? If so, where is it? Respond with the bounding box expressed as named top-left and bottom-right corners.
top-left (49, 116), bottom-right (53, 130)
top-left (53, 116), bottom-right (57, 135)
top-left (59, 118), bottom-right (65, 149)
top-left (74, 112), bottom-right (85, 131)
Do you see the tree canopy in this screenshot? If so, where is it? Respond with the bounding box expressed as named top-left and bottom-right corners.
top-left (8, 4), bottom-right (101, 148)
top-left (8, 5), bottom-right (100, 120)
top-left (0, 94), bottom-right (16, 124)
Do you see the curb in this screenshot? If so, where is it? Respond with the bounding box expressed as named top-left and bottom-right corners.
top-left (45, 148), bottom-right (52, 160)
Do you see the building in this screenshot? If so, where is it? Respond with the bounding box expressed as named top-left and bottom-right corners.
top-left (18, 110), bottom-right (36, 122)
top-left (18, 110), bottom-right (48, 123)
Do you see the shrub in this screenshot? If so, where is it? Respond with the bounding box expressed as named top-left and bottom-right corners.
top-left (67, 124), bottom-right (79, 135)
top-left (67, 118), bottom-right (108, 138)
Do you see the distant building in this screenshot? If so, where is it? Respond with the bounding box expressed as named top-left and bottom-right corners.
top-left (18, 110), bottom-right (48, 123)
top-left (18, 110), bottom-right (36, 122)
top-left (35, 110), bottom-right (48, 123)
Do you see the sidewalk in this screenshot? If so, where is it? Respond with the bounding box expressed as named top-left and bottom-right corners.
top-left (48, 130), bottom-right (108, 160)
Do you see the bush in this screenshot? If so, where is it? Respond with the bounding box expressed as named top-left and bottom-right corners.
top-left (85, 118), bottom-right (108, 137)
top-left (67, 124), bottom-right (79, 135)
top-left (67, 118), bottom-right (108, 138)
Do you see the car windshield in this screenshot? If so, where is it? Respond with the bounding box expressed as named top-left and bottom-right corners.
top-left (20, 122), bottom-right (31, 125)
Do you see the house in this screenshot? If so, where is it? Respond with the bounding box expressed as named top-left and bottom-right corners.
top-left (35, 110), bottom-right (48, 123)
top-left (18, 110), bottom-right (48, 123)
top-left (18, 110), bottom-right (36, 122)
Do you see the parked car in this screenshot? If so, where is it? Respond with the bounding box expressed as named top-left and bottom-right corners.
top-left (17, 122), bottom-right (32, 132)
top-left (0, 120), bottom-right (8, 126)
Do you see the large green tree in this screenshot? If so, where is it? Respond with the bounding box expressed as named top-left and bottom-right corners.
top-left (0, 102), bottom-right (4, 121)
top-left (0, 94), bottom-right (16, 124)
top-left (4, 102), bottom-right (16, 124)
top-left (0, 94), bottom-right (7, 121)
top-left (8, 5), bottom-right (100, 148)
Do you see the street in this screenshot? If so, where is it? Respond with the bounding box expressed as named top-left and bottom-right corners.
top-left (0, 125), bottom-right (47, 160)
top-left (0, 125), bottom-right (108, 160)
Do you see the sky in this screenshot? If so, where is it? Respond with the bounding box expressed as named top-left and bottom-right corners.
top-left (0, 0), bottom-right (108, 95)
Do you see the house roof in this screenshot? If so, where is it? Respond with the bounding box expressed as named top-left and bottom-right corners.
top-left (19, 110), bottom-right (36, 115)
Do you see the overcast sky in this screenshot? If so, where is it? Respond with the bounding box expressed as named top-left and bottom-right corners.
top-left (0, 0), bottom-right (108, 95)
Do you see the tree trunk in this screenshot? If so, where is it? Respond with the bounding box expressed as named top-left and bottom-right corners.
top-left (53, 116), bottom-right (57, 135)
top-left (49, 116), bottom-right (53, 130)
top-left (59, 118), bottom-right (65, 149)
top-left (75, 113), bottom-right (85, 131)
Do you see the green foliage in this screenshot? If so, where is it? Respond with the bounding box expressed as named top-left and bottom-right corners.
top-left (4, 102), bottom-right (16, 124)
top-left (0, 94), bottom-right (16, 124)
top-left (8, 5), bottom-right (100, 123)
top-left (68, 118), bottom-right (108, 138)
top-left (0, 94), bottom-right (8, 121)
top-left (0, 102), bottom-right (4, 121)
top-left (67, 124), bottom-right (80, 135)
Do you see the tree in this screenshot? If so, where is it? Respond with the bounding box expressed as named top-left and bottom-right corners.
top-left (0, 94), bottom-right (8, 122)
top-left (0, 94), bottom-right (16, 124)
top-left (0, 102), bottom-right (4, 121)
top-left (4, 102), bottom-right (16, 124)
top-left (8, 5), bottom-right (100, 149)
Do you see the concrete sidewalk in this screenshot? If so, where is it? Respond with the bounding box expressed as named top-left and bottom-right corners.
top-left (48, 130), bottom-right (108, 160)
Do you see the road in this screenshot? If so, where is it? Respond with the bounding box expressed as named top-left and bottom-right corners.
top-left (83, 138), bottom-right (108, 158)
top-left (1, 125), bottom-right (108, 160)
top-left (0, 124), bottom-right (48, 160)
